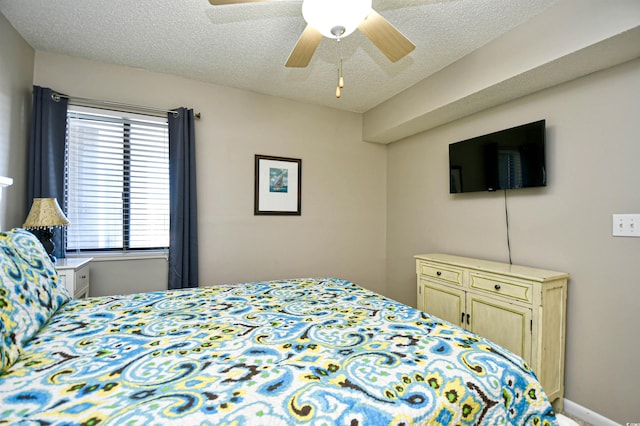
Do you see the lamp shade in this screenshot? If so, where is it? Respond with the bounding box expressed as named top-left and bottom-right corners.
top-left (23, 198), bottom-right (70, 229)
top-left (302, 0), bottom-right (372, 39)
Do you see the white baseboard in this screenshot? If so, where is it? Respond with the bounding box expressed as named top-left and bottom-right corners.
top-left (563, 399), bottom-right (622, 426)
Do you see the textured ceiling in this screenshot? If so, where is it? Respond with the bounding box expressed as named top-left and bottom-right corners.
top-left (0, 0), bottom-right (558, 113)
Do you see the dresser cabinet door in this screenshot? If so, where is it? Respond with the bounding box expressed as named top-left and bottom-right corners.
top-left (421, 279), bottom-right (465, 327)
top-left (467, 292), bottom-right (532, 363)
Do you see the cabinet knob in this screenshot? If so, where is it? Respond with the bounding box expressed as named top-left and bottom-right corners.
top-left (436, 271), bottom-right (442, 276)
top-left (494, 284), bottom-right (501, 290)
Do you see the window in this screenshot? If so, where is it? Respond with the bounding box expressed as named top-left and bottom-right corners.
top-left (65, 106), bottom-right (170, 252)
top-left (498, 149), bottom-right (523, 189)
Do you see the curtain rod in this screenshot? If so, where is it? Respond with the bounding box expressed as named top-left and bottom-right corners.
top-left (51, 92), bottom-right (201, 120)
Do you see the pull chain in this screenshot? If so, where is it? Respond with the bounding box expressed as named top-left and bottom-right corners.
top-left (336, 37), bottom-right (344, 98)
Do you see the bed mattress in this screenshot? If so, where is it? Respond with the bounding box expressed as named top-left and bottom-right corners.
top-left (0, 277), bottom-right (557, 425)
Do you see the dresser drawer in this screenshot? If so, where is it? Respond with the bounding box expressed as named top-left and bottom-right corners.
top-left (75, 265), bottom-right (90, 296)
top-left (418, 262), bottom-right (463, 286)
top-left (58, 268), bottom-right (89, 294)
top-left (469, 273), bottom-right (532, 303)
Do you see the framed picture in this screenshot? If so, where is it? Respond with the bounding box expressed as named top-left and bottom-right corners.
top-left (254, 155), bottom-right (302, 215)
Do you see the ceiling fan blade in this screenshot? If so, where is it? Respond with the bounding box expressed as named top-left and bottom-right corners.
top-left (208, 0), bottom-right (274, 5)
top-left (285, 25), bottom-right (322, 68)
top-left (358, 10), bottom-right (415, 63)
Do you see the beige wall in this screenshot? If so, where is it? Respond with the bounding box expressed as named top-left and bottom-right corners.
top-left (88, 257), bottom-right (169, 297)
top-left (386, 58), bottom-right (640, 423)
top-left (0, 14), bottom-right (33, 230)
top-left (32, 52), bottom-right (387, 296)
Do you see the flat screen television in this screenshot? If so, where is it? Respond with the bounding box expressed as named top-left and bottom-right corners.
top-left (449, 120), bottom-right (546, 193)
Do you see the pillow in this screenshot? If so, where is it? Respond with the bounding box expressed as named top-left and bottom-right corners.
top-left (0, 228), bottom-right (70, 372)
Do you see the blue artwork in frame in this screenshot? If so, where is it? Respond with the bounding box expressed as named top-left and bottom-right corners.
top-left (255, 155), bottom-right (302, 215)
top-left (269, 168), bottom-right (288, 193)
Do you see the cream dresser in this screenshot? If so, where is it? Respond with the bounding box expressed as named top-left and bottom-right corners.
top-left (55, 258), bottom-right (93, 299)
top-left (415, 253), bottom-right (568, 411)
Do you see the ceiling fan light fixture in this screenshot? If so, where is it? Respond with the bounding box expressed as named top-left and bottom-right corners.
top-left (302, 0), bottom-right (372, 39)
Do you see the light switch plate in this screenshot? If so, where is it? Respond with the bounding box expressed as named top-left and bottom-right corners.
top-left (612, 214), bottom-right (640, 237)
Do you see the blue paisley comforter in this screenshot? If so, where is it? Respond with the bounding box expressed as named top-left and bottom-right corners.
top-left (0, 278), bottom-right (557, 425)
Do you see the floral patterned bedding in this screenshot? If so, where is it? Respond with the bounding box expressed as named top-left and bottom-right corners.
top-left (0, 275), bottom-right (557, 425)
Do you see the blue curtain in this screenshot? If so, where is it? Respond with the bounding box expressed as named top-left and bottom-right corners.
top-left (27, 86), bottom-right (69, 260)
top-left (168, 108), bottom-right (199, 289)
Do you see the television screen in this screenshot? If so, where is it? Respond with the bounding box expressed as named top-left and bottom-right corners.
top-left (449, 120), bottom-right (546, 193)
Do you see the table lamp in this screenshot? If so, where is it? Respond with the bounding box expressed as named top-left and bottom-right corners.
top-left (23, 197), bottom-right (70, 262)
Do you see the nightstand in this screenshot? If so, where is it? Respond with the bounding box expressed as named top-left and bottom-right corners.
top-left (55, 258), bottom-right (93, 299)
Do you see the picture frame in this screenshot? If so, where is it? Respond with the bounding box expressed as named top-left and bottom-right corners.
top-left (254, 155), bottom-right (302, 215)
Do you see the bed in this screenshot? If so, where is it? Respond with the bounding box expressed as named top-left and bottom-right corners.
top-left (0, 229), bottom-right (558, 425)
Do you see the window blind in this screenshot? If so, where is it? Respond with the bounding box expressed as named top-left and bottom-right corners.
top-left (65, 106), bottom-right (170, 252)
top-left (498, 149), bottom-right (523, 190)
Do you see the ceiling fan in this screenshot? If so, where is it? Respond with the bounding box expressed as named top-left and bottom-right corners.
top-left (207, 0), bottom-right (416, 68)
